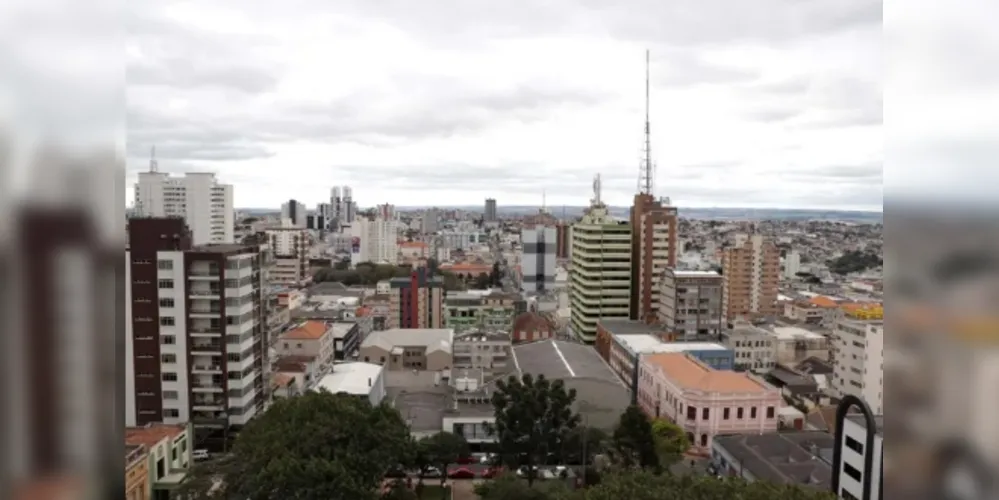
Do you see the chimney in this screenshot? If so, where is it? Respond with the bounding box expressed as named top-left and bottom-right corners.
top-left (368, 377), bottom-right (372, 387)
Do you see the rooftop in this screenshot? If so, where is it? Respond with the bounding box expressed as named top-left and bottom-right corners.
top-left (361, 328), bottom-right (454, 354)
top-left (598, 319), bottom-right (665, 336)
top-left (846, 414), bottom-right (884, 437)
top-left (671, 270), bottom-right (722, 278)
top-left (125, 423), bottom-right (186, 448)
top-left (770, 326), bottom-right (826, 341)
top-left (644, 353), bottom-right (771, 393)
top-left (713, 431), bottom-right (834, 489)
top-left (190, 243), bottom-right (256, 254)
top-left (314, 362), bottom-right (383, 395)
top-left (282, 320), bottom-right (329, 340)
top-left (616, 334), bottom-right (729, 355)
top-left (513, 339), bottom-right (621, 384)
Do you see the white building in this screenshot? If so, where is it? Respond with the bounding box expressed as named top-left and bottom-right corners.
top-left (832, 319), bottom-right (883, 414)
top-left (313, 362), bottom-right (386, 406)
top-left (421, 208), bottom-right (439, 235)
top-left (266, 224), bottom-right (310, 285)
top-left (437, 231), bottom-right (487, 250)
top-left (784, 250), bottom-right (801, 280)
top-left (280, 199), bottom-right (308, 228)
top-left (721, 320), bottom-right (777, 373)
top-left (351, 218), bottom-right (400, 265)
top-left (837, 414), bottom-right (883, 500)
top-left (521, 226), bottom-right (557, 293)
top-left (133, 171), bottom-right (234, 245)
top-left (125, 218), bottom-right (265, 431)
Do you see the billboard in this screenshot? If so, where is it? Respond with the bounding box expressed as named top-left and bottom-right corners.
top-left (351, 236), bottom-right (360, 254)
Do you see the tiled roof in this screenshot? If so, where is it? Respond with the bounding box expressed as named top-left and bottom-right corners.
top-left (282, 320), bottom-right (328, 340)
top-left (645, 353), bottom-right (769, 393)
top-left (125, 423), bottom-right (186, 448)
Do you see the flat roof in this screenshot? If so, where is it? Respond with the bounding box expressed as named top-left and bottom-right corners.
top-left (846, 414), bottom-right (884, 437)
top-left (361, 328), bottom-right (454, 353)
top-left (598, 319), bottom-right (664, 335)
top-left (644, 353), bottom-right (770, 393)
top-left (770, 326), bottom-right (826, 340)
top-left (513, 339), bottom-right (622, 384)
top-left (617, 335), bottom-right (730, 354)
top-left (671, 270), bottom-right (722, 278)
top-left (713, 432), bottom-right (834, 489)
top-left (314, 362), bottom-right (383, 395)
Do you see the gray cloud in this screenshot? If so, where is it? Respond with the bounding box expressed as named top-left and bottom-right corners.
top-left (653, 50), bottom-right (760, 87)
top-left (760, 162), bottom-right (883, 184)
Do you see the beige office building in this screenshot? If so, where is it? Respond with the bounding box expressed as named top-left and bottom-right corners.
top-left (569, 203), bottom-right (632, 342)
top-left (721, 234), bottom-right (780, 322)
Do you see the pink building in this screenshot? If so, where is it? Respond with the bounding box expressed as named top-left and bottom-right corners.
top-left (637, 353), bottom-right (782, 451)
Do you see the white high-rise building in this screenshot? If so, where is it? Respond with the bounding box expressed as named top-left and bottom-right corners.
top-left (350, 217), bottom-right (400, 265)
top-left (521, 226), bottom-right (557, 293)
top-left (134, 172), bottom-right (234, 245)
top-left (330, 185), bottom-right (354, 228)
top-left (343, 186), bottom-right (355, 223)
top-left (280, 199), bottom-right (307, 228)
top-left (783, 249), bottom-right (801, 280)
top-left (832, 313), bottom-right (884, 414)
top-left (422, 208), bottom-right (439, 235)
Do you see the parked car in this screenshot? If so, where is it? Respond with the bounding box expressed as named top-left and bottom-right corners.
top-left (192, 449), bottom-right (210, 461)
top-left (384, 465), bottom-right (407, 478)
top-left (448, 467), bottom-right (475, 479)
top-left (422, 467), bottom-right (442, 478)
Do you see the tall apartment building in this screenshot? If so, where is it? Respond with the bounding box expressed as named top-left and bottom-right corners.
top-left (721, 233), bottom-right (780, 321)
top-left (783, 249), bottom-right (801, 280)
top-left (555, 222), bottom-right (571, 260)
top-left (387, 268), bottom-right (445, 329)
top-left (280, 199), bottom-right (307, 228)
top-left (134, 171), bottom-right (234, 245)
top-left (343, 186), bottom-right (355, 223)
top-left (569, 203), bottom-right (631, 342)
top-left (124, 217), bottom-right (267, 446)
top-left (657, 269), bottom-right (724, 339)
top-left (422, 207), bottom-right (439, 234)
top-left (629, 194), bottom-right (678, 323)
top-left (377, 203), bottom-right (396, 221)
top-left (831, 305), bottom-right (883, 414)
top-left (266, 224), bottom-right (310, 286)
top-left (350, 217), bottom-right (400, 265)
top-left (520, 226), bottom-right (557, 293)
top-left (484, 198), bottom-right (498, 222)
top-left (330, 186), bottom-right (355, 227)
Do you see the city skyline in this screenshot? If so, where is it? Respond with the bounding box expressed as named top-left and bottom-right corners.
top-left (126, 0), bottom-right (882, 211)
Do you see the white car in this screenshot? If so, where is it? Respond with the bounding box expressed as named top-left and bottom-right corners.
top-left (192, 449), bottom-right (210, 461)
top-left (423, 467), bottom-right (442, 478)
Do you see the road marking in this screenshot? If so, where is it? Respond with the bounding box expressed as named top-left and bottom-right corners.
top-left (551, 341), bottom-right (575, 377)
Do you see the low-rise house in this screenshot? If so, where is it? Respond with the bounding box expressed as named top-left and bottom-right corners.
top-left (511, 311), bottom-right (556, 343)
top-left (277, 320), bottom-right (337, 373)
top-left (637, 353), bottom-right (782, 451)
top-left (126, 444), bottom-right (150, 500)
top-left (452, 331), bottom-right (511, 375)
top-left (314, 361), bottom-right (386, 406)
top-left (125, 422), bottom-right (193, 500)
top-left (359, 328), bottom-right (454, 371)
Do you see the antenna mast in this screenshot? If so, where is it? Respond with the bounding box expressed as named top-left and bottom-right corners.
top-left (149, 145), bottom-right (159, 173)
top-left (638, 49), bottom-right (654, 196)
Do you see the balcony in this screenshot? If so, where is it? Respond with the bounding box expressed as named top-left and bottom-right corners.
top-left (191, 341), bottom-right (223, 354)
top-left (191, 411), bottom-right (228, 427)
top-left (188, 269), bottom-right (220, 280)
top-left (191, 380), bottom-right (224, 393)
top-left (190, 307), bottom-right (222, 318)
top-left (192, 397), bottom-right (226, 411)
top-left (190, 327), bottom-right (222, 337)
top-left (190, 287), bottom-right (221, 298)
top-left (191, 364), bottom-right (223, 374)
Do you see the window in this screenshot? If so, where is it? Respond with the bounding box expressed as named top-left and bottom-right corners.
top-left (161, 354), bottom-right (177, 363)
top-left (162, 372), bottom-right (177, 382)
top-left (227, 371), bottom-right (240, 380)
top-left (161, 335), bottom-right (175, 345)
top-left (227, 353), bottom-right (240, 362)
top-left (843, 463), bottom-right (862, 482)
top-left (158, 279), bottom-right (174, 289)
top-left (750, 407), bottom-right (757, 419)
top-left (163, 409), bottom-right (180, 418)
top-left (737, 407), bottom-right (744, 419)
top-left (702, 408), bottom-right (709, 420)
top-left (700, 434), bottom-right (708, 447)
top-left (158, 260), bottom-right (173, 270)
top-left (766, 406), bottom-right (775, 419)
top-left (159, 316), bottom-right (175, 326)
top-left (172, 447), bottom-right (177, 461)
top-left (846, 436), bottom-right (864, 454)
top-left (159, 298), bottom-right (175, 308)
top-left (163, 390), bottom-right (179, 400)
top-left (723, 408), bottom-right (730, 420)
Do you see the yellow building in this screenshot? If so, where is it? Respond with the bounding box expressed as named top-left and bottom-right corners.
top-left (125, 444), bottom-right (150, 500)
top-left (569, 202), bottom-right (632, 342)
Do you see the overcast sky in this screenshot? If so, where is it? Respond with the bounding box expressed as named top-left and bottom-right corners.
top-left (125, 0), bottom-right (886, 211)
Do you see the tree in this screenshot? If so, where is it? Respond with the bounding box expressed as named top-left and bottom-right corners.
top-left (650, 419), bottom-right (688, 470)
top-left (175, 391), bottom-right (411, 500)
top-left (490, 261), bottom-right (502, 286)
top-left (419, 431), bottom-right (469, 488)
top-left (488, 374), bottom-right (581, 486)
top-left (474, 272), bottom-right (492, 289)
top-left (334, 258), bottom-right (350, 271)
top-left (611, 406), bottom-right (659, 471)
top-left (561, 426), bottom-right (608, 466)
top-left (576, 470), bottom-right (838, 500)
top-left (475, 472), bottom-right (571, 500)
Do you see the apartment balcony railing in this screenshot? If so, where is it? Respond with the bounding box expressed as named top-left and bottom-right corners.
top-left (191, 342), bottom-right (223, 352)
top-left (191, 381), bottom-right (224, 392)
top-left (190, 289), bottom-right (221, 297)
top-left (192, 364), bottom-right (223, 373)
top-left (190, 328), bottom-right (222, 337)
